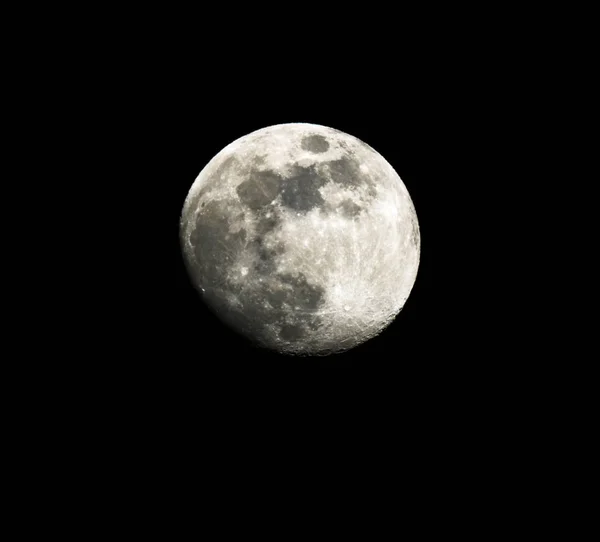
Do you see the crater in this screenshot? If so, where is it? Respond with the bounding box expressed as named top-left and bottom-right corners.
top-left (300, 134), bottom-right (330, 153)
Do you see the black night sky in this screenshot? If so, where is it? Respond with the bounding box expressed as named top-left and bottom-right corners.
top-left (124, 76), bottom-right (480, 374)
top-left (36, 11), bottom-right (546, 514)
top-left (101, 24), bottom-right (516, 408)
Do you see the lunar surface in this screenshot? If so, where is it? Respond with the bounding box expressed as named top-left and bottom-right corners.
top-left (180, 123), bottom-right (420, 355)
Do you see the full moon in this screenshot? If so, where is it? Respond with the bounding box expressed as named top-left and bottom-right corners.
top-left (180, 123), bottom-right (420, 355)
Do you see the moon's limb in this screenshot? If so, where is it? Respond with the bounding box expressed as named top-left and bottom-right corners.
top-left (180, 123), bottom-right (420, 355)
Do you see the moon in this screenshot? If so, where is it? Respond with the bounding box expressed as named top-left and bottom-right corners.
top-left (180, 123), bottom-right (420, 355)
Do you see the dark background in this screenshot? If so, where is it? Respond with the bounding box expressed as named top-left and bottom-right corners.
top-left (25, 10), bottom-right (557, 519)
top-left (81, 40), bottom-right (524, 488)
top-left (117, 65), bottom-right (495, 381)
top-left (11, 8), bottom-right (579, 529)
top-left (90, 13), bottom-right (523, 414)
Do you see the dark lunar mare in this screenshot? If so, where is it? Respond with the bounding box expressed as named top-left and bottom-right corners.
top-left (190, 175), bottom-right (327, 350)
top-left (236, 152), bottom-right (376, 218)
top-left (236, 169), bottom-right (281, 210)
top-left (185, 156), bottom-right (239, 215)
top-left (279, 165), bottom-right (327, 213)
top-left (411, 213), bottom-right (420, 250)
top-left (325, 155), bottom-right (370, 190)
top-left (199, 269), bottom-right (326, 350)
top-left (189, 199), bottom-right (247, 290)
top-left (338, 199), bottom-right (363, 218)
top-left (186, 147), bottom-right (386, 352)
top-left (301, 134), bottom-right (330, 153)
top-left (248, 210), bottom-right (284, 275)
